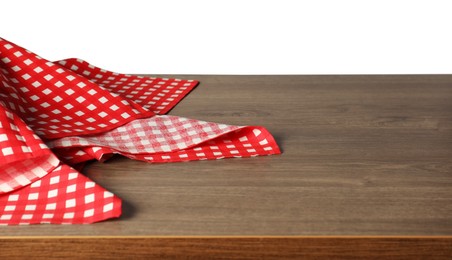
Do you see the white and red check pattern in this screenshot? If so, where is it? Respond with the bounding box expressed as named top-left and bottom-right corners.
top-left (49, 116), bottom-right (279, 165)
top-left (0, 164), bottom-right (121, 225)
top-left (0, 105), bottom-right (59, 194)
top-left (0, 37), bottom-right (280, 225)
top-left (48, 115), bottom-right (240, 154)
top-left (55, 58), bottom-right (198, 115)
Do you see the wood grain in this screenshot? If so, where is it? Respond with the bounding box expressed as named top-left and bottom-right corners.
top-left (1, 75), bottom-right (452, 257)
top-left (1, 236), bottom-right (451, 259)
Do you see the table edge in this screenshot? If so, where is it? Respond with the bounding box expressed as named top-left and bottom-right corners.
top-left (1, 236), bottom-right (451, 259)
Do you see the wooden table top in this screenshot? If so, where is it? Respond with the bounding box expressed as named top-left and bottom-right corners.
top-left (2, 75), bottom-right (452, 258)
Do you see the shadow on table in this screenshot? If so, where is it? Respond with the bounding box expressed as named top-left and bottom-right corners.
top-left (119, 198), bottom-right (136, 220)
top-left (271, 133), bottom-right (285, 153)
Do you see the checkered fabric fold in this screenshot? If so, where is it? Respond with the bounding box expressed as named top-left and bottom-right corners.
top-left (0, 37), bottom-right (280, 225)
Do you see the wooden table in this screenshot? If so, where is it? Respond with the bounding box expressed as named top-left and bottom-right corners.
top-left (1, 75), bottom-right (452, 259)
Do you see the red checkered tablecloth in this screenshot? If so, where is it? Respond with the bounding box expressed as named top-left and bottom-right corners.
top-left (0, 37), bottom-right (280, 225)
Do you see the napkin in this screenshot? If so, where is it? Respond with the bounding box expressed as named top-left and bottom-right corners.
top-left (0, 38), bottom-right (280, 225)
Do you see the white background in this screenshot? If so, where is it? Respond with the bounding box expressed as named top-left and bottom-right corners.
top-left (1, 0), bottom-right (451, 74)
